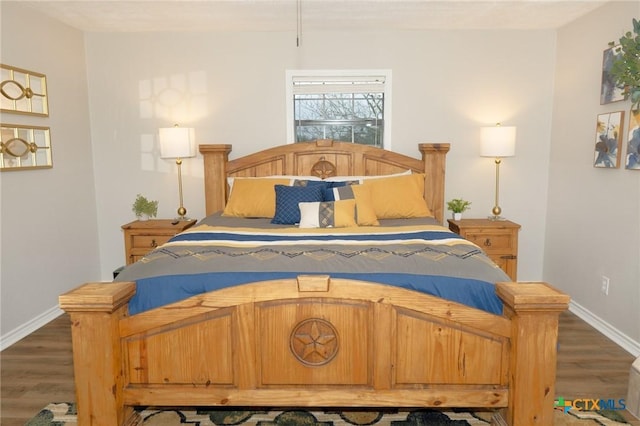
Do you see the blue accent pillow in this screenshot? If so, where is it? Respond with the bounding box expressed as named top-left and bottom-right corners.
top-left (293, 179), bottom-right (331, 189)
top-left (271, 185), bottom-right (324, 224)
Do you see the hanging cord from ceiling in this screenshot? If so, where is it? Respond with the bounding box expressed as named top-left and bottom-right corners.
top-left (296, 0), bottom-right (302, 47)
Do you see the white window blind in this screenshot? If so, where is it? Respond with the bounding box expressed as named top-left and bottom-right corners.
top-left (286, 70), bottom-right (392, 148)
top-left (291, 75), bottom-right (387, 95)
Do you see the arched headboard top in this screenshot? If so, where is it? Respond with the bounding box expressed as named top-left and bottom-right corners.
top-left (199, 139), bottom-right (450, 223)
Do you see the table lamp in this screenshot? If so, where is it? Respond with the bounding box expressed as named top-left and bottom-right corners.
top-left (480, 123), bottom-right (516, 220)
top-left (159, 125), bottom-right (196, 220)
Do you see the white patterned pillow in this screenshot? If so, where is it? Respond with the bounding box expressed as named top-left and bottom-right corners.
top-left (298, 200), bottom-right (358, 228)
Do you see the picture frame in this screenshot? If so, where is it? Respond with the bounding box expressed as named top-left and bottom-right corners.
top-left (0, 64), bottom-right (49, 116)
top-left (0, 123), bottom-right (52, 171)
top-left (593, 111), bottom-right (624, 168)
top-left (626, 109), bottom-right (640, 170)
top-left (600, 46), bottom-right (625, 105)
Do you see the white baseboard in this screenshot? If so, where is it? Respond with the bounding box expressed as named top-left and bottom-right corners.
top-left (0, 305), bottom-right (64, 351)
top-left (569, 301), bottom-right (640, 357)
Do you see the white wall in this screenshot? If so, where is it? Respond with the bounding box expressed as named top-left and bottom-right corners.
top-left (0, 3), bottom-right (100, 339)
top-left (546, 1), bottom-right (640, 348)
top-left (84, 29), bottom-right (557, 282)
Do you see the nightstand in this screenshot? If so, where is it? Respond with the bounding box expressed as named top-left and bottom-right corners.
top-left (447, 218), bottom-right (521, 281)
top-left (122, 219), bottom-right (197, 265)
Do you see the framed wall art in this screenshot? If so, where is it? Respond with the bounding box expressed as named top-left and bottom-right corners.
top-left (600, 46), bottom-right (625, 105)
top-left (0, 64), bottom-right (49, 116)
top-left (0, 124), bottom-right (52, 171)
top-left (593, 111), bottom-right (624, 168)
top-left (626, 109), bottom-right (640, 170)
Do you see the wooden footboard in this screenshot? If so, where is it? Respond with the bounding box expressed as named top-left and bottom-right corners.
top-left (59, 277), bottom-right (568, 426)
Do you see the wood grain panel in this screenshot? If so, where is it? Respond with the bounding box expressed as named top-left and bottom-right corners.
top-left (123, 386), bottom-right (509, 408)
top-left (258, 299), bottom-right (371, 386)
top-left (394, 311), bottom-right (506, 385)
top-left (293, 152), bottom-right (354, 176)
top-left (125, 313), bottom-right (234, 385)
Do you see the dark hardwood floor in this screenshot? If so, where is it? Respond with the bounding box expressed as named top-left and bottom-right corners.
top-left (1, 311), bottom-right (638, 425)
top-left (1, 314), bottom-right (75, 425)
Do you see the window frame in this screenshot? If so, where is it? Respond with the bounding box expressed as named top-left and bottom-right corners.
top-left (285, 69), bottom-right (392, 149)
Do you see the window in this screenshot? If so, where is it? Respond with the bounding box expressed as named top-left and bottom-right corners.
top-left (286, 70), bottom-right (391, 148)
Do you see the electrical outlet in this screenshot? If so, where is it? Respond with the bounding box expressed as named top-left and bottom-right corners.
top-left (601, 276), bottom-right (610, 295)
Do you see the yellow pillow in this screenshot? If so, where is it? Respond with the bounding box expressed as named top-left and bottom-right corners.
top-left (222, 178), bottom-right (290, 218)
top-left (298, 199), bottom-right (358, 228)
top-left (350, 185), bottom-right (380, 226)
top-left (363, 173), bottom-right (433, 219)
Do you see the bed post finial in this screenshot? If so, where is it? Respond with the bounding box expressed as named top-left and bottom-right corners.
top-left (199, 144), bottom-right (232, 215)
top-left (419, 143), bottom-right (450, 224)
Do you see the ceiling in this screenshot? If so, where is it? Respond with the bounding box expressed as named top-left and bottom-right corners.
top-left (14, 0), bottom-right (614, 32)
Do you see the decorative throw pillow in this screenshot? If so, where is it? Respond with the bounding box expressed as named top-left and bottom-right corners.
top-left (271, 185), bottom-right (324, 224)
top-left (324, 184), bottom-right (379, 226)
top-left (362, 173), bottom-right (433, 219)
top-left (222, 177), bottom-right (290, 218)
top-left (227, 175), bottom-right (322, 194)
top-left (298, 199), bottom-right (358, 228)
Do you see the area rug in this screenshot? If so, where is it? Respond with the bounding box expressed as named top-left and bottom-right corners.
top-left (26, 402), bottom-right (631, 425)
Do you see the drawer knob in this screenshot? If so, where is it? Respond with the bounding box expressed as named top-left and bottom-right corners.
top-left (484, 238), bottom-right (492, 247)
top-left (151, 239), bottom-right (157, 248)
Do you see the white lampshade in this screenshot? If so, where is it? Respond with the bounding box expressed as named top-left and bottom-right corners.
top-left (159, 126), bottom-right (196, 159)
top-left (480, 125), bottom-right (516, 158)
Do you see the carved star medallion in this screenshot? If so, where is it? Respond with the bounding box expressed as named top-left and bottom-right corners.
top-left (290, 318), bottom-right (339, 366)
top-left (311, 159), bottom-right (337, 179)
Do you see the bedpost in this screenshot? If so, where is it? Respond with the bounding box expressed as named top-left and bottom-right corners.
top-left (495, 282), bottom-right (570, 425)
top-left (419, 143), bottom-right (450, 224)
top-left (199, 144), bottom-right (232, 215)
top-left (59, 282), bottom-right (136, 426)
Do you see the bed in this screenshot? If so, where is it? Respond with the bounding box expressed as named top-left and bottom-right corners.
top-left (59, 139), bottom-right (569, 426)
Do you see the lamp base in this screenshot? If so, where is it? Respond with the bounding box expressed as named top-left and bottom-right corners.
top-left (488, 215), bottom-right (507, 221)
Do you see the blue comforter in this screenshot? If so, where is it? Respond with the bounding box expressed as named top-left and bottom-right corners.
top-left (115, 215), bottom-right (510, 315)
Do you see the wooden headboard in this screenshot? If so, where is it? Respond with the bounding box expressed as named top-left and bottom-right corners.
top-left (199, 139), bottom-right (450, 223)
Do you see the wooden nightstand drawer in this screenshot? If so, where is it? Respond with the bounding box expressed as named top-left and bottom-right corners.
top-left (447, 218), bottom-right (520, 281)
top-left (462, 230), bottom-right (514, 253)
top-left (122, 219), bottom-right (197, 265)
top-left (131, 234), bottom-right (171, 250)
